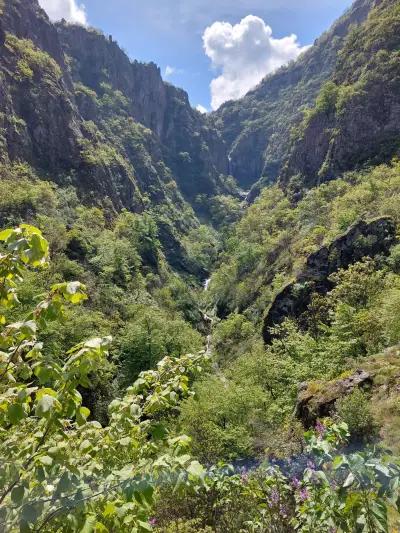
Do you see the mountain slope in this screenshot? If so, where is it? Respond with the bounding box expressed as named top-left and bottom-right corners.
top-left (281, 0), bottom-right (400, 191)
top-left (0, 0), bottom-right (234, 275)
top-left (212, 0), bottom-right (374, 189)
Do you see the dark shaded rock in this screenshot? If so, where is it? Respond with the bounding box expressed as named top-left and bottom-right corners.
top-left (295, 369), bottom-right (373, 427)
top-left (0, 19), bottom-right (5, 47)
top-left (157, 221), bottom-right (208, 279)
top-left (0, 0), bottom-right (234, 278)
top-left (263, 217), bottom-right (397, 343)
top-left (56, 23), bottom-right (229, 203)
top-left (2, 0), bottom-right (67, 67)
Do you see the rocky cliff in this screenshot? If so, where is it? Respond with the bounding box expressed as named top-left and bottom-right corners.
top-left (295, 345), bottom-right (400, 452)
top-left (0, 0), bottom-right (235, 275)
top-left (57, 23), bottom-right (229, 201)
top-left (212, 0), bottom-right (374, 189)
top-left (281, 0), bottom-right (400, 192)
top-left (263, 217), bottom-right (397, 343)
top-left (0, 0), bottom-right (231, 212)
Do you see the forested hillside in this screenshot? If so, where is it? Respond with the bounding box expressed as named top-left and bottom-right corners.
top-left (2, 0), bottom-right (400, 531)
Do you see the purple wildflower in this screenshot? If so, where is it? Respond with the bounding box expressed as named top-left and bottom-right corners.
top-left (149, 518), bottom-right (157, 527)
top-left (299, 488), bottom-right (309, 502)
top-left (268, 489), bottom-right (279, 507)
top-left (315, 420), bottom-right (326, 437)
top-left (241, 472), bottom-right (249, 484)
top-left (307, 459), bottom-right (316, 471)
top-left (291, 477), bottom-right (301, 489)
top-left (279, 504), bottom-right (288, 518)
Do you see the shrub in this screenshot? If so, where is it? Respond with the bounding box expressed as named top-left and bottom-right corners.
top-left (336, 389), bottom-right (377, 441)
top-left (388, 244), bottom-right (400, 273)
top-left (0, 224), bottom-right (208, 531)
top-left (6, 35), bottom-right (62, 81)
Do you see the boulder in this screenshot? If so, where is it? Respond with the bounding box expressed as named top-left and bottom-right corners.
top-left (295, 370), bottom-right (373, 427)
top-left (263, 216), bottom-right (396, 343)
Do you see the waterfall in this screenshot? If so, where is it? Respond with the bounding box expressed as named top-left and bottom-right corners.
top-left (203, 278), bottom-right (213, 354)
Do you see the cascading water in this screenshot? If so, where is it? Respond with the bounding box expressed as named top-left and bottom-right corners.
top-left (203, 278), bottom-right (213, 355)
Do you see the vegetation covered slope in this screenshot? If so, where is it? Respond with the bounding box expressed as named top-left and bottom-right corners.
top-left (2, 0), bottom-right (400, 530)
top-left (282, 0), bottom-right (400, 192)
top-left (190, 0), bottom-right (400, 494)
top-left (212, 0), bottom-right (373, 188)
top-left (0, 0), bottom-right (238, 275)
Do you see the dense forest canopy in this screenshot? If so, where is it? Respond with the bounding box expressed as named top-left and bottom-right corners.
top-left (1, 0), bottom-right (400, 531)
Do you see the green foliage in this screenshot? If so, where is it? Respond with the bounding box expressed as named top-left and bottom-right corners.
top-left (285, 0), bottom-right (400, 184)
top-left (5, 34), bottom-right (62, 82)
top-left (2, 1), bottom-right (400, 528)
top-left (336, 389), bottom-right (377, 441)
top-left (183, 225), bottom-right (220, 273)
top-left (155, 423), bottom-right (400, 532)
top-left (387, 244), bottom-right (400, 274)
top-left (213, 313), bottom-right (256, 365)
top-left (0, 166), bottom-right (207, 422)
top-left (1, 224), bottom-right (400, 531)
top-left (0, 225), bottom-right (208, 531)
top-left (117, 306), bottom-right (202, 386)
top-left (305, 81), bottom-right (339, 122)
top-left (212, 161), bottom-right (400, 319)
top-left (336, 0), bottom-right (400, 83)
top-left (208, 195), bottom-right (243, 229)
top-left (0, 170), bottom-right (58, 227)
top-left (180, 375), bottom-right (267, 462)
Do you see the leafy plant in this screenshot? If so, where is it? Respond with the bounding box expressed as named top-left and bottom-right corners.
top-left (0, 225), bottom-right (207, 532)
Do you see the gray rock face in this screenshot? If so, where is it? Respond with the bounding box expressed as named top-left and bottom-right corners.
top-left (0, 0), bottom-right (232, 277)
top-left (56, 24), bottom-right (168, 137)
top-left (57, 23), bottom-right (229, 202)
top-left (263, 217), bottom-right (397, 343)
top-left (281, 0), bottom-right (400, 191)
top-left (213, 0), bottom-right (374, 189)
top-left (0, 0), bottom-right (232, 209)
top-left (2, 0), bottom-right (66, 66)
top-left (295, 369), bottom-right (373, 427)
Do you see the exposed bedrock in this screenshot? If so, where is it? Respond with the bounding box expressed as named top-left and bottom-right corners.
top-left (263, 216), bottom-right (397, 344)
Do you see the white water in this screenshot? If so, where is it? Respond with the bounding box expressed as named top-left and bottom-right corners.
top-left (202, 278), bottom-right (226, 383)
top-left (203, 278), bottom-right (213, 354)
top-left (204, 277), bottom-right (211, 291)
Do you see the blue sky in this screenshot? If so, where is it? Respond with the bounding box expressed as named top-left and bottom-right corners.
top-left (39, 0), bottom-right (353, 111)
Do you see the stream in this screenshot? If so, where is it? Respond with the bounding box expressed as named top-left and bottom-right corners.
top-left (203, 278), bottom-right (213, 355)
top-left (202, 278), bottom-right (226, 386)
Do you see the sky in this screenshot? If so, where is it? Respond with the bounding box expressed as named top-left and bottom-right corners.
top-left (38, 0), bottom-right (353, 111)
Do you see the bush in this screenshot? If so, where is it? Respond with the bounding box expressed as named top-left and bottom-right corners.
top-left (336, 389), bottom-right (377, 441)
top-left (213, 313), bottom-right (256, 364)
top-left (388, 244), bottom-right (400, 273)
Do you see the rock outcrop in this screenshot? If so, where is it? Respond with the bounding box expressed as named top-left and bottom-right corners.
top-left (263, 217), bottom-right (397, 343)
top-left (0, 0), bottom-right (230, 207)
top-left (295, 370), bottom-right (373, 427)
top-left (295, 345), bottom-right (400, 432)
top-left (56, 22), bottom-right (229, 203)
top-left (0, 0), bottom-right (233, 276)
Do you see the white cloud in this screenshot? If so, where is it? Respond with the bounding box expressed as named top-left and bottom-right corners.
top-left (196, 104), bottom-right (208, 114)
top-left (164, 65), bottom-right (176, 78)
top-left (203, 15), bottom-right (309, 110)
top-left (38, 0), bottom-right (87, 25)
top-left (164, 65), bottom-right (184, 79)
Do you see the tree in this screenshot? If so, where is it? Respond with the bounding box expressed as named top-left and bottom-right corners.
top-left (0, 225), bottom-right (207, 532)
